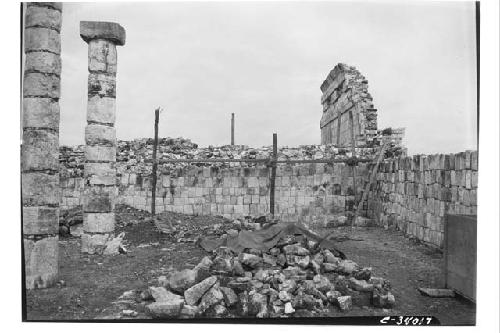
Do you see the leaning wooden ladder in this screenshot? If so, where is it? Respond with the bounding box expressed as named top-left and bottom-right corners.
top-left (350, 140), bottom-right (389, 228)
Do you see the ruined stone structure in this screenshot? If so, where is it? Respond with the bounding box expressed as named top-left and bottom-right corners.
top-left (320, 64), bottom-right (378, 146)
top-left (22, 2), bottom-right (63, 289)
top-left (80, 21), bottom-right (126, 254)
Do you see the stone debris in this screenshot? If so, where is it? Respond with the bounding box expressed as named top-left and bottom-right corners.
top-left (418, 288), bottom-right (455, 298)
top-left (120, 231), bottom-right (396, 318)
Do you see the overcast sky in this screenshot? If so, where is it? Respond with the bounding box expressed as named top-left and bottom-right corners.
top-left (57, 1), bottom-right (477, 155)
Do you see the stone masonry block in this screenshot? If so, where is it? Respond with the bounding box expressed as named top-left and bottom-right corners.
top-left (22, 97), bottom-right (60, 130)
top-left (85, 145), bottom-right (116, 162)
top-left (25, 51), bottom-right (61, 75)
top-left (85, 124), bottom-right (116, 146)
top-left (87, 96), bottom-right (116, 124)
top-left (24, 27), bottom-right (60, 54)
top-left (88, 39), bottom-right (117, 73)
top-left (81, 232), bottom-right (113, 255)
top-left (23, 72), bottom-right (60, 98)
top-left (27, 2), bottom-right (63, 11)
top-left (84, 162), bottom-right (115, 186)
top-left (24, 236), bottom-right (58, 289)
top-left (83, 186), bottom-right (115, 213)
top-left (21, 129), bottom-right (59, 171)
top-left (88, 73), bottom-right (116, 98)
top-left (22, 173), bottom-right (60, 206)
top-left (25, 5), bottom-right (62, 31)
top-left (80, 21), bottom-right (126, 46)
top-left (23, 206), bottom-right (59, 235)
top-left (83, 212), bottom-right (115, 233)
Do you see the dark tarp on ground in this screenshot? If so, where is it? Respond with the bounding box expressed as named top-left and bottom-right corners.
top-left (198, 223), bottom-right (346, 259)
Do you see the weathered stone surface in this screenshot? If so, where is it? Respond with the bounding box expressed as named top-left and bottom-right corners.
top-left (83, 186), bottom-right (115, 213)
top-left (149, 286), bottom-right (184, 303)
top-left (22, 129), bottom-right (59, 171)
top-left (337, 295), bottom-right (352, 311)
top-left (24, 27), bottom-right (61, 54)
top-left (199, 284), bottom-right (224, 312)
top-left (169, 269), bottom-right (197, 293)
top-left (88, 73), bottom-right (116, 98)
top-left (283, 244), bottom-right (310, 256)
top-left (284, 302), bottom-right (295, 314)
top-left (184, 276), bottom-right (217, 306)
top-left (103, 232), bottom-right (124, 255)
top-left (22, 172), bottom-right (59, 206)
top-left (85, 124), bottom-right (116, 146)
top-left (25, 5), bottom-right (62, 31)
top-left (326, 290), bottom-right (341, 304)
top-left (25, 51), bottom-right (61, 75)
top-left (85, 145), bottom-right (116, 162)
top-left (80, 21), bottom-right (126, 46)
top-left (323, 249), bottom-right (339, 264)
top-left (84, 162), bottom-right (116, 186)
top-left (24, 236), bottom-right (58, 289)
top-left (83, 212), bottom-right (115, 233)
top-left (147, 299), bottom-right (184, 318)
top-left (220, 287), bottom-right (237, 307)
top-left (179, 304), bottom-right (199, 318)
top-left (23, 97), bottom-right (60, 130)
top-left (88, 39), bottom-right (117, 73)
top-left (81, 232), bottom-right (113, 254)
top-left (23, 206), bottom-right (59, 235)
top-left (239, 253), bottom-right (263, 268)
top-left (23, 72), bottom-right (60, 98)
top-left (353, 267), bottom-right (372, 281)
top-left (87, 96), bottom-right (116, 124)
top-left (248, 291), bottom-right (268, 317)
top-left (336, 260), bottom-right (359, 275)
top-left (349, 277), bottom-right (374, 292)
top-left (313, 274), bottom-right (332, 293)
top-left (372, 290), bottom-right (396, 308)
top-left (27, 2), bottom-right (63, 11)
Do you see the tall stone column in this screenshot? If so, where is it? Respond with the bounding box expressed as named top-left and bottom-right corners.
top-left (80, 21), bottom-right (125, 254)
top-left (22, 2), bottom-right (62, 289)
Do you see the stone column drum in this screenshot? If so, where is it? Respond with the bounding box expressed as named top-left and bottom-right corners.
top-left (22, 2), bottom-right (63, 289)
top-left (80, 21), bottom-right (126, 254)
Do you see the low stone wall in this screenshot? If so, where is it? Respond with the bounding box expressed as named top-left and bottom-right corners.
top-left (117, 163), bottom-right (370, 226)
top-left (366, 151), bottom-right (478, 247)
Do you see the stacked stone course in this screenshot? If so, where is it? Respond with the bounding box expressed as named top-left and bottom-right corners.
top-left (367, 151), bottom-right (478, 247)
top-left (80, 21), bottom-right (126, 254)
top-left (22, 2), bottom-right (63, 289)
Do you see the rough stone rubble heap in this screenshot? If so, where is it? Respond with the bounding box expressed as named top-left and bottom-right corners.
top-left (22, 2), bottom-right (63, 289)
top-left (60, 135), bottom-right (406, 178)
top-left (80, 21), bottom-right (126, 254)
top-left (117, 227), bottom-right (395, 319)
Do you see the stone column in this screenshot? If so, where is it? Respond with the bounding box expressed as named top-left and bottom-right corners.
top-left (22, 2), bottom-right (62, 289)
top-left (80, 21), bottom-right (125, 254)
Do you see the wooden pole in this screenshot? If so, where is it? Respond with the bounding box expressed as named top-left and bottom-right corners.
top-left (151, 108), bottom-right (160, 215)
top-left (270, 133), bottom-right (277, 216)
top-left (231, 113), bottom-right (235, 145)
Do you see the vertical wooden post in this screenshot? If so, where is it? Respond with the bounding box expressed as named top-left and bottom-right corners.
top-left (151, 108), bottom-right (160, 215)
top-left (231, 113), bottom-right (235, 145)
top-left (270, 133), bottom-right (277, 216)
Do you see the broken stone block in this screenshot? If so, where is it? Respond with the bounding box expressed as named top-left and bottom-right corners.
top-left (179, 304), bottom-right (199, 318)
top-left (336, 260), bottom-right (359, 275)
top-left (239, 253), bottom-right (262, 268)
top-left (326, 290), bottom-right (341, 304)
top-left (168, 269), bottom-right (197, 293)
top-left (248, 291), bottom-right (268, 317)
top-left (353, 267), bottom-right (372, 281)
top-left (237, 291), bottom-right (249, 316)
top-left (103, 232), bottom-right (125, 255)
top-left (231, 259), bottom-right (245, 276)
top-left (323, 262), bottom-right (338, 272)
top-left (372, 290), bottom-right (396, 308)
top-left (283, 244), bottom-right (310, 256)
top-left (337, 295), bottom-right (352, 311)
top-left (278, 290), bottom-right (292, 302)
top-left (184, 276), bottom-right (217, 306)
top-left (212, 304), bottom-right (228, 317)
top-left (284, 302), bottom-right (295, 314)
top-left (146, 299), bottom-right (184, 318)
top-left (313, 274), bottom-right (332, 293)
top-left (149, 286), bottom-right (184, 303)
top-left (199, 284), bottom-right (224, 312)
top-left (349, 277), bottom-right (374, 292)
top-left (220, 287), bottom-right (238, 307)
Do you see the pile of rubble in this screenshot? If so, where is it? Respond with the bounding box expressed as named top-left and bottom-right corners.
top-left (121, 231), bottom-right (395, 319)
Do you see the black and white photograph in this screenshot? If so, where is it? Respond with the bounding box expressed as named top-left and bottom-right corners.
top-left (5, 0), bottom-right (500, 330)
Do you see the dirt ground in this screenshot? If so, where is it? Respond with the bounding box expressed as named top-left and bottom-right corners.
top-left (25, 205), bottom-right (475, 324)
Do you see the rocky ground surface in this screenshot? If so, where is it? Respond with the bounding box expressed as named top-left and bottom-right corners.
top-left (27, 205), bottom-right (474, 324)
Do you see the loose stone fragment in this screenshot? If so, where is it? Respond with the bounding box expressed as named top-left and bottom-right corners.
top-left (284, 302), bottom-right (295, 314)
top-left (337, 295), bottom-right (352, 311)
top-left (184, 276), bottom-right (217, 306)
top-left (221, 287), bottom-right (238, 307)
top-left (349, 277), bottom-right (374, 292)
top-left (146, 299), bottom-right (184, 318)
top-left (168, 269), bottom-right (197, 293)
